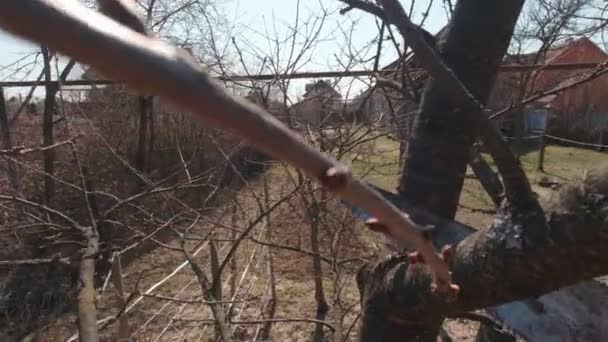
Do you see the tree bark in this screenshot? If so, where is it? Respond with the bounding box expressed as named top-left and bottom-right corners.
top-left (397, 0), bottom-right (524, 219)
top-left (358, 175), bottom-right (607, 341)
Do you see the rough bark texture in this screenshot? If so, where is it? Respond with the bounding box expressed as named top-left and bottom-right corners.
top-left (358, 172), bottom-right (608, 341)
top-left (397, 0), bottom-right (524, 219)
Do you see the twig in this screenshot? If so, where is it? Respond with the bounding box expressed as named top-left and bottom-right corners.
top-left (141, 293), bottom-right (251, 305)
top-left (0, 136), bottom-right (78, 156)
top-left (247, 236), bottom-right (333, 265)
top-left (132, 311), bottom-right (337, 331)
top-left (213, 186), bottom-right (299, 290)
top-left (0, 256), bottom-right (73, 265)
top-left (0, 195), bottom-right (84, 230)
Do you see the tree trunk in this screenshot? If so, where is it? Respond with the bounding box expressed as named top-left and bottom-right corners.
top-left (361, 0), bottom-right (526, 340)
top-left (396, 0), bottom-right (523, 220)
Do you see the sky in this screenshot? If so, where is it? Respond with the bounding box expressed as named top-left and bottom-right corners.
top-left (0, 0), bottom-right (449, 99)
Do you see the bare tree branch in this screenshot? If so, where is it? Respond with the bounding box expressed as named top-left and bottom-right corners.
top-left (0, 136), bottom-right (78, 156)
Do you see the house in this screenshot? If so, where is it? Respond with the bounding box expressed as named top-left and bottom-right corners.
top-left (243, 88), bottom-right (289, 123)
top-left (347, 26), bottom-right (449, 142)
top-left (355, 31), bottom-right (608, 144)
top-left (489, 37), bottom-right (608, 142)
top-left (288, 80), bottom-right (345, 128)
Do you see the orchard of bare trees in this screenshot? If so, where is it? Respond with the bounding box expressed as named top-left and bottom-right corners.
top-left (0, 0), bottom-right (607, 341)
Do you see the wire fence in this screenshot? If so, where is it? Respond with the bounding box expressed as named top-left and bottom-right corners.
top-left (0, 62), bottom-right (602, 88)
top-left (503, 132), bottom-right (608, 149)
top-left (544, 134), bottom-right (608, 149)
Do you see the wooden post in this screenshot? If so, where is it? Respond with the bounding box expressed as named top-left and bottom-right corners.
top-left (42, 47), bottom-right (57, 204)
top-left (135, 95), bottom-right (150, 173)
top-left (111, 253), bottom-right (131, 341)
top-left (209, 232), bottom-right (222, 341)
top-left (469, 144), bottom-right (503, 207)
top-left (597, 128), bottom-right (605, 153)
top-left (537, 133), bottom-right (546, 172)
top-left (0, 87), bottom-right (21, 195)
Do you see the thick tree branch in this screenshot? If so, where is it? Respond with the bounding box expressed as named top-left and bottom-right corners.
top-left (357, 169), bottom-right (608, 341)
top-left (339, 0), bottom-right (385, 19)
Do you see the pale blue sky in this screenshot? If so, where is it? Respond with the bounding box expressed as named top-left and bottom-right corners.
top-left (0, 0), bottom-right (448, 98)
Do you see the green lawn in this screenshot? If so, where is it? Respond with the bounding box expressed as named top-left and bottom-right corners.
top-left (345, 138), bottom-right (608, 226)
top-left (267, 135), bottom-right (607, 227)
